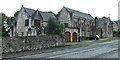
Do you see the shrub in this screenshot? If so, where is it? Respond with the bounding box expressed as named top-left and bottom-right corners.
top-left (44, 17), bottom-right (65, 35)
top-left (100, 35), bottom-right (103, 38)
top-left (96, 33), bottom-right (99, 35)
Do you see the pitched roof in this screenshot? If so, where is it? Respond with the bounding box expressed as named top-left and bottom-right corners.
top-left (24, 7), bottom-right (56, 21)
top-left (64, 7), bottom-right (94, 20)
top-left (112, 21), bottom-right (118, 25)
top-left (96, 17), bottom-right (111, 28)
top-left (25, 8), bottom-right (36, 16)
top-left (11, 6), bottom-right (56, 26)
top-left (118, 19), bottom-right (120, 22)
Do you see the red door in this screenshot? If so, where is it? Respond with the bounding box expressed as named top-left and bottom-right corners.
top-left (65, 32), bottom-right (71, 42)
top-left (72, 32), bottom-right (77, 42)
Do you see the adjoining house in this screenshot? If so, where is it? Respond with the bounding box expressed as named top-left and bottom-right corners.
top-left (112, 21), bottom-right (119, 32)
top-left (112, 21), bottom-right (119, 37)
top-left (57, 6), bottom-right (96, 42)
top-left (118, 19), bottom-right (120, 29)
top-left (95, 17), bottom-right (113, 38)
top-left (10, 6), bottom-right (56, 37)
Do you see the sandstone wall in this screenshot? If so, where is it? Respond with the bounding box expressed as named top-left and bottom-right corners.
top-left (2, 35), bottom-right (65, 53)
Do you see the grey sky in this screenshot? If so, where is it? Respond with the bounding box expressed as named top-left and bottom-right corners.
top-left (0, 0), bottom-right (119, 21)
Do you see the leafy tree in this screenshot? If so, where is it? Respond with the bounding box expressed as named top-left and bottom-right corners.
top-left (0, 13), bottom-right (2, 36)
top-left (1, 11), bottom-right (19, 36)
top-left (48, 11), bottom-right (57, 16)
top-left (1, 13), bottom-right (9, 36)
top-left (14, 11), bottom-right (19, 17)
top-left (103, 16), bottom-right (106, 18)
top-left (44, 17), bottom-right (65, 35)
top-left (118, 29), bottom-right (120, 33)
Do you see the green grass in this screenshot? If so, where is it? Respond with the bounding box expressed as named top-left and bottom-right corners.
top-left (99, 37), bottom-right (115, 40)
top-left (66, 42), bottom-right (79, 45)
top-left (81, 37), bottom-right (116, 42)
top-left (81, 40), bottom-right (95, 42)
top-left (65, 37), bottom-right (116, 45)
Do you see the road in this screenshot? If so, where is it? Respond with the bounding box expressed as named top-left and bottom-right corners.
top-left (17, 39), bottom-right (119, 59)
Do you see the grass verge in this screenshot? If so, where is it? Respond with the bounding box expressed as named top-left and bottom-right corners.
top-left (99, 37), bottom-right (115, 40)
top-left (66, 42), bottom-right (79, 45)
top-left (66, 37), bottom-right (116, 45)
top-left (81, 37), bottom-right (116, 42)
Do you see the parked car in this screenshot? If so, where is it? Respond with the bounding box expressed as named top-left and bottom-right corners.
top-left (89, 35), bottom-right (99, 40)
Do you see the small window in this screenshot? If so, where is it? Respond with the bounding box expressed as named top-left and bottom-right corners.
top-left (27, 32), bottom-right (28, 36)
top-left (22, 32), bottom-right (23, 36)
top-left (64, 23), bottom-right (68, 28)
top-left (16, 33), bottom-right (18, 36)
top-left (25, 19), bottom-right (29, 26)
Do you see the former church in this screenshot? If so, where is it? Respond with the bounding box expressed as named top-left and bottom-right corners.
top-left (57, 6), bottom-right (96, 42)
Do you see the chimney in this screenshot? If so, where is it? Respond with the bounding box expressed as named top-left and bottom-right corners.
top-left (95, 16), bottom-right (97, 28)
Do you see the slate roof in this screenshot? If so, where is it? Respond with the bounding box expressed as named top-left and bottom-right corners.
top-left (96, 17), bottom-right (111, 28)
top-left (112, 21), bottom-right (118, 25)
top-left (64, 7), bottom-right (94, 20)
top-left (24, 7), bottom-right (56, 21)
top-left (118, 19), bottom-right (120, 22)
top-left (11, 6), bottom-right (56, 26)
top-left (40, 12), bottom-right (56, 21)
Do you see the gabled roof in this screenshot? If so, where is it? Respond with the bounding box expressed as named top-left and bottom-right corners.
top-left (11, 6), bottom-right (56, 26)
top-left (96, 17), bottom-right (111, 28)
top-left (40, 12), bottom-right (56, 21)
top-left (118, 19), bottom-right (120, 22)
top-left (25, 8), bottom-right (36, 16)
top-left (63, 6), bottom-right (94, 20)
top-left (24, 7), bottom-right (56, 21)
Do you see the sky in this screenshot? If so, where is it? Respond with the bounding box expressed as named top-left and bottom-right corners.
top-left (0, 0), bottom-right (120, 21)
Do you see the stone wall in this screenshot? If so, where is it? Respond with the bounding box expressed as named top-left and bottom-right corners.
top-left (2, 35), bottom-right (65, 53)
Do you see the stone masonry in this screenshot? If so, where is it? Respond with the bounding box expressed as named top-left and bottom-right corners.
top-left (2, 35), bottom-right (65, 53)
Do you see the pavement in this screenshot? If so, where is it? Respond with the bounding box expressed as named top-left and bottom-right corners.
top-left (2, 37), bottom-right (120, 59)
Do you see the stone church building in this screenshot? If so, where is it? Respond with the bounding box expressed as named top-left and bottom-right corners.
top-left (10, 6), bottom-right (56, 37)
top-left (57, 6), bottom-right (96, 42)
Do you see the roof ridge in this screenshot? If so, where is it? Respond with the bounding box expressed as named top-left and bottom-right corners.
top-left (24, 7), bottom-right (36, 11)
top-left (64, 6), bottom-right (94, 20)
top-left (65, 7), bottom-right (90, 15)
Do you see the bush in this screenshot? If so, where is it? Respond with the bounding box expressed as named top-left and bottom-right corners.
top-left (44, 17), bottom-right (65, 35)
top-left (100, 35), bottom-right (103, 38)
top-left (60, 34), bottom-right (65, 38)
top-left (96, 33), bottom-right (99, 35)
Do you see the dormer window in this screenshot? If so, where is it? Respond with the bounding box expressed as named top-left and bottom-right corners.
top-left (25, 19), bottom-right (29, 26)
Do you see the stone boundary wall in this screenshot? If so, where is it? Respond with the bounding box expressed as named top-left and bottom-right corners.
top-left (113, 33), bottom-right (120, 37)
top-left (2, 35), bottom-right (65, 53)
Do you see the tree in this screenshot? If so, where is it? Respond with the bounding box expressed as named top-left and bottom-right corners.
top-left (103, 16), bottom-right (106, 18)
top-left (1, 11), bottom-right (19, 36)
top-left (48, 11), bottom-right (57, 16)
top-left (1, 13), bottom-right (9, 36)
top-left (118, 29), bottom-right (120, 33)
top-left (44, 17), bottom-right (65, 35)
